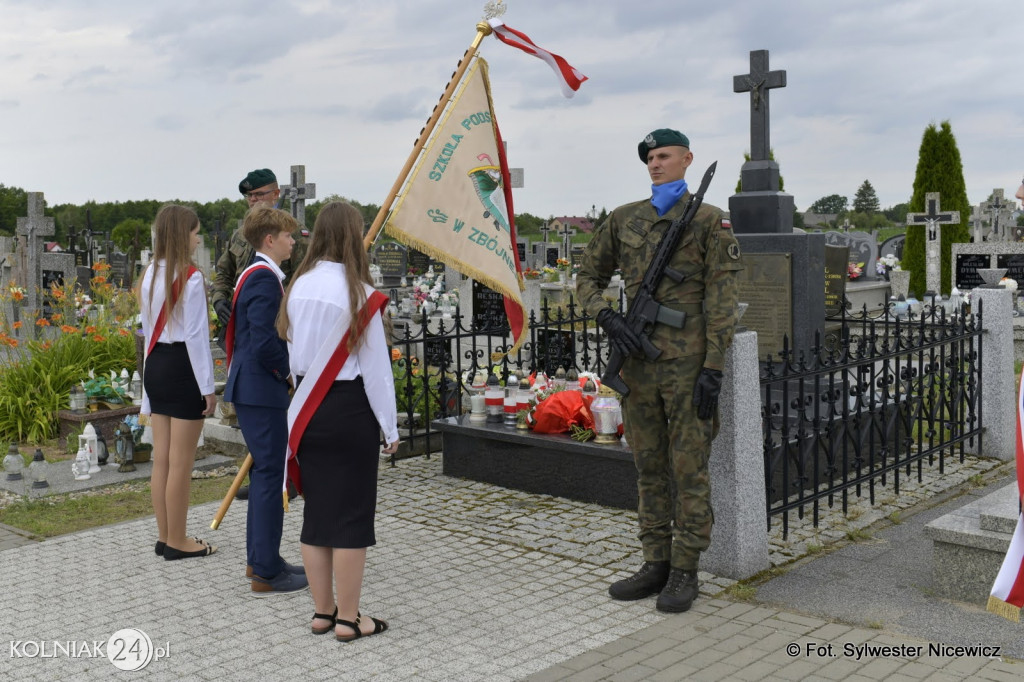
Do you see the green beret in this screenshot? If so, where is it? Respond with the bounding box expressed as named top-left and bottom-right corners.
top-left (638, 129), bottom-right (690, 163)
top-left (239, 168), bottom-right (277, 195)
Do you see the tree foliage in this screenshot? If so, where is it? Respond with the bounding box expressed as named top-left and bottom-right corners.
top-left (0, 184), bottom-right (28, 236)
top-left (852, 180), bottom-right (880, 213)
top-left (735, 149), bottom-right (785, 193)
top-left (809, 194), bottom-right (848, 214)
top-left (904, 121), bottom-right (971, 295)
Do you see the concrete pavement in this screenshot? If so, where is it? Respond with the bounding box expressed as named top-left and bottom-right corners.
top-left (1, 454), bottom-right (1021, 680)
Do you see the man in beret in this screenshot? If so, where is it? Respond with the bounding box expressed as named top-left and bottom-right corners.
top-left (212, 168), bottom-right (307, 500)
top-left (576, 128), bottom-right (743, 613)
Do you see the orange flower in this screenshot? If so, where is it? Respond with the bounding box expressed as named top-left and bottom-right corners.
top-left (85, 326), bottom-right (97, 334)
top-left (118, 328), bottom-right (130, 337)
top-left (50, 313), bottom-right (62, 322)
top-left (92, 262), bottom-right (111, 272)
top-left (11, 290), bottom-right (23, 302)
top-left (391, 348), bottom-right (402, 361)
top-left (61, 325), bottom-right (78, 334)
top-left (36, 318), bottom-right (50, 327)
top-left (6, 338), bottom-right (17, 348)
top-left (92, 275), bottom-right (107, 285)
top-left (39, 341), bottom-right (52, 350)
top-left (92, 334), bottom-right (106, 342)
top-left (50, 288), bottom-right (66, 300)
top-left (12, 321), bottom-right (22, 330)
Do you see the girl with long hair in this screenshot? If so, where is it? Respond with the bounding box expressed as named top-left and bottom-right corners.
top-left (278, 201), bottom-right (398, 640)
top-left (138, 204), bottom-right (218, 560)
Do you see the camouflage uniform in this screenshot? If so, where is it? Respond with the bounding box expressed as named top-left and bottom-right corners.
top-left (576, 194), bottom-right (743, 570)
top-left (211, 226), bottom-right (310, 308)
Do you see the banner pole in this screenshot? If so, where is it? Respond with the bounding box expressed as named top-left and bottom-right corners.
top-left (363, 22), bottom-right (493, 249)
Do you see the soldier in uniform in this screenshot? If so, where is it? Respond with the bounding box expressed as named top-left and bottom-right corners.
top-left (576, 128), bottom-right (743, 613)
top-left (212, 168), bottom-right (308, 501)
top-left (211, 168), bottom-right (310, 327)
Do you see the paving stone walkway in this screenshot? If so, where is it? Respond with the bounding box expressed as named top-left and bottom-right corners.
top-left (1, 454), bottom-right (1019, 680)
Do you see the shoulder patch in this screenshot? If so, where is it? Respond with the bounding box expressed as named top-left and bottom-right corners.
top-left (721, 218), bottom-right (732, 230)
top-left (727, 243), bottom-right (741, 260)
top-left (300, 229), bottom-right (309, 237)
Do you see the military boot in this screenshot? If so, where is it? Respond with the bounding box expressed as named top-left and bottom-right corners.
top-left (655, 567), bottom-right (699, 613)
top-left (608, 561), bottom-right (670, 600)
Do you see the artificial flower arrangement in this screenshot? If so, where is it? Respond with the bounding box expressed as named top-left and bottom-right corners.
top-left (522, 268), bottom-right (543, 280)
top-left (847, 262), bottom-right (864, 280)
top-left (1000, 277), bottom-right (1018, 293)
top-left (878, 254), bottom-right (901, 274)
top-left (407, 267), bottom-right (457, 312)
top-left (554, 258), bottom-right (571, 271)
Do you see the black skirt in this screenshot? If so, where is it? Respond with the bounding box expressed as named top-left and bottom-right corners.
top-left (296, 377), bottom-right (381, 548)
top-left (144, 343), bottom-right (205, 420)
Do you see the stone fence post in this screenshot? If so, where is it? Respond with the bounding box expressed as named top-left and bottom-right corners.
top-left (703, 329), bottom-right (769, 580)
top-left (968, 287), bottom-right (1015, 461)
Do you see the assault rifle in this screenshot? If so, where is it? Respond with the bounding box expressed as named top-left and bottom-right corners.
top-left (600, 161), bottom-right (717, 397)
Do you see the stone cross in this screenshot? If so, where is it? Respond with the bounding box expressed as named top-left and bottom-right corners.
top-left (15, 192), bottom-right (55, 315)
top-left (280, 165), bottom-right (316, 229)
top-left (982, 189), bottom-right (1012, 242)
top-left (907, 192), bottom-right (960, 294)
top-left (841, 218), bottom-right (851, 231)
top-left (539, 221), bottom-right (553, 244)
top-left (733, 50), bottom-right (787, 162)
top-left (969, 204), bottom-right (986, 243)
top-left (558, 223), bottom-right (576, 260)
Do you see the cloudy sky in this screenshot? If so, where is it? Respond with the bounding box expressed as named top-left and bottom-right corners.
top-left (0, 0), bottom-right (1021, 222)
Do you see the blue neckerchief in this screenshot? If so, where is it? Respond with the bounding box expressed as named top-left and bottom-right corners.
top-left (651, 179), bottom-right (688, 216)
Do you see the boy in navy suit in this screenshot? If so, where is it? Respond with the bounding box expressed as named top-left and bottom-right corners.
top-left (224, 206), bottom-right (308, 595)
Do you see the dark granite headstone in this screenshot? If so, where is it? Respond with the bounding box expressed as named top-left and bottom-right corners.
top-left (407, 249), bottom-right (432, 276)
top-left (996, 254), bottom-right (1024, 284)
top-left (471, 280), bottom-right (508, 332)
top-left (535, 328), bottom-right (575, 375)
top-left (879, 234), bottom-right (905, 261)
top-left (423, 330), bottom-right (453, 368)
top-left (374, 242), bottom-right (408, 281)
top-left (570, 246), bottom-right (585, 268)
top-left (545, 246), bottom-right (559, 268)
top-left (824, 245), bottom-right (849, 316)
top-left (955, 254), bottom-right (990, 290)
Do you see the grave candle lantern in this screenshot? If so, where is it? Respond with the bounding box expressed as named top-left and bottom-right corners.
top-left (28, 448), bottom-right (49, 490)
top-left (484, 372), bottom-right (503, 423)
top-left (82, 423), bottom-right (100, 474)
top-left (4, 443), bottom-right (24, 481)
top-left (72, 440), bottom-right (92, 481)
top-left (553, 367), bottom-right (567, 391)
top-left (131, 371), bottom-right (143, 405)
top-left (503, 373), bottom-right (519, 427)
top-left (468, 371), bottom-right (487, 423)
top-left (565, 369), bottom-right (580, 392)
top-left (591, 388), bottom-right (622, 444)
top-left (516, 375), bottom-right (532, 430)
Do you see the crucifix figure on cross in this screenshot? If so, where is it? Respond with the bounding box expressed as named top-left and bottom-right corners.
top-left (558, 223), bottom-right (576, 260)
top-left (907, 192), bottom-right (960, 293)
top-left (733, 50), bottom-right (786, 162)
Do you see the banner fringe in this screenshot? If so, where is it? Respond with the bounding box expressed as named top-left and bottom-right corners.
top-left (986, 595), bottom-right (1022, 622)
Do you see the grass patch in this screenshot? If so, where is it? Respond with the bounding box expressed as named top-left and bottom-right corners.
top-left (0, 477), bottom-right (231, 538)
top-left (968, 473), bottom-right (985, 488)
top-left (724, 582), bottom-right (757, 602)
top-left (866, 620), bottom-right (884, 630)
top-left (806, 543), bottom-right (824, 555)
top-left (845, 528), bottom-right (872, 542)
top-left (887, 511), bottom-right (902, 525)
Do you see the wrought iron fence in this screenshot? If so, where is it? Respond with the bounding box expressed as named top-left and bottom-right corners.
top-left (762, 299), bottom-right (983, 538)
top-left (387, 290), bottom-right (624, 464)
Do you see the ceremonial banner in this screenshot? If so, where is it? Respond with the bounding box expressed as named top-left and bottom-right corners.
top-left (987, 365), bottom-right (1024, 621)
top-left (384, 57), bottom-right (526, 351)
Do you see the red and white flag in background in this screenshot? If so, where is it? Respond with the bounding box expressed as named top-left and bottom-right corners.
top-left (487, 18), bottom-right (588, 98)
top-left (987, 365), bottom-right (1024, 621)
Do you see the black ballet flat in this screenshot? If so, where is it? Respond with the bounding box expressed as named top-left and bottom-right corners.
top-left (155, 541), bottom-right (166, 556)
top-left (164, 540), bottom-right (217, 560)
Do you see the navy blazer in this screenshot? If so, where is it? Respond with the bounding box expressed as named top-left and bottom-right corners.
top-left (223, 258), bottom-right (290, 409)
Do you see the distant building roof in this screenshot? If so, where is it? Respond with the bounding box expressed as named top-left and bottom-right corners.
top-left (45, 242), bottom-right (63, 252)
top-left (551, 216), bottom-right (596, 233)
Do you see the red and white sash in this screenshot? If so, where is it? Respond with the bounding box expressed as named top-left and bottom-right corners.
top-left (224, 259), bottom-right (282, 369)
top-left (146, 265), bottom-right (198, 356)
top-left (987, 364), bottom-right (1024, 621)
top-left (285, 289), bottom-right (389, 494)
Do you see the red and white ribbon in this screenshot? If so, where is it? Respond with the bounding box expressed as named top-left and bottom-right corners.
top-left (488, 18), bottom-right (588, 98)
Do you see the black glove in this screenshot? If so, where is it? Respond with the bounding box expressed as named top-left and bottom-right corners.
top-left (693, 368), bottom-right (723, 420)
top-left (597, 308), bottom-right (642, 358)
top-left (214, 300), bottom-right (232, 328)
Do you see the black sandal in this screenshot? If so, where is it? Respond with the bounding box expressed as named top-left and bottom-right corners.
top-left (312, 607), bottom-right (337, 635)
top-left (335, 612), bottom-right (388, 642)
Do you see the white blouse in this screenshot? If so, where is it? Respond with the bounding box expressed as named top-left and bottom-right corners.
top-left (139, 260), bottom-right (215, 414)
top-left (287, 261), bottom-right (398, 444)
